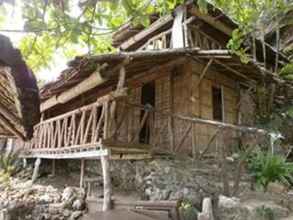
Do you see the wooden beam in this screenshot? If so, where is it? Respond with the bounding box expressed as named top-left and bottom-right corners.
top-left (22, 149), bottom-right (109, 159)
top-left (0, 112), bottom-right (25, 140)
top-left (120, 15), bottom-right (174, 50)
top-left (196, 59), bottom-right (213, 88)
top-left (189, 7), bottom-right (234, 36)
top-left (124, 102), bottom-right (266, 134)
top-left (213, 59), bottom-right (251, 81)
top-left (41, 64), bottom-right (107, 112)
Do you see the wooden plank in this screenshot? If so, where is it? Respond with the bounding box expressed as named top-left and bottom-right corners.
top-left (23, 149), bottom-right (110, 159)
top-left (120, 15), bottom-right (174, 50)
top-left (189, 7), bottom-right (233, 36)
top-left (171, 5), bottom-right (186, 48)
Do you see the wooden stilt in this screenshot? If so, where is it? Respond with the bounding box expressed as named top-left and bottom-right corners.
top-left (80, 159), bottom-right (85, 188)
top-left (52, 159), bottom-right (56, 177)
top-left (32, 158), bottom-right (41, 183)
top-left (101, 101), bottom-right (112, 211)
top-left (101, 155), bottom-right (111, 211)
top-left (22, 158), bottom-right (27, 169)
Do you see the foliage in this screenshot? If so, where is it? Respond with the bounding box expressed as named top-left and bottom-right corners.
top-left (256, 205), bottom-right (275, 220)
top-left (280, 63), bottom-right (293, 80)
top-left (227, 29), bottom-right (249, 63)
top-left (0, 0), bottom-right (185, 72)
top-left (247, 150), bottom-right (293, 189)
top-left (0, 0), bottom-right (291, 74)
top-left (0, 148), bottom-right (21, 177)
top-left (179, 199), bottom-right (199, 220)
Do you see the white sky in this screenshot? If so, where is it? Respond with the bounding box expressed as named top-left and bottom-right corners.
top-left (1, 0), bottom-right (84, 82)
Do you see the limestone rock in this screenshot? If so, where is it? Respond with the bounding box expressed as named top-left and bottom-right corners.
top-left (72, 199), bottom-right (84, 211)
top-left (267, 182), bottom-right (287, 194)
top-left (218, 195), bottom-right (240, 209)
top-left (198, 198), bottom-right (214, 220)
top-left (70, 211), bottom-right (82, 220)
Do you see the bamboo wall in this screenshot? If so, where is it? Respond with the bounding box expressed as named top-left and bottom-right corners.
top-left (115, 60), bottom-right (241, 156)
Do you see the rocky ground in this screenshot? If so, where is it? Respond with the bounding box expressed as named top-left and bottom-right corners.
top-left (2, 158), bottom-right (293, 219)
top-left (0, 168), bottom-right (86, 220)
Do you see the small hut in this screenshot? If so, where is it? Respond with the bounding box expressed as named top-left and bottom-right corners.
top-left (0, 34), bottom-right (40, 141)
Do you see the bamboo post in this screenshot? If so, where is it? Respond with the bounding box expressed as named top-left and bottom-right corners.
top-left (101, 101), bottom-right (112, 211)
top-left (52, 159), bottom-right (56, 177)
top-left (22, 158), bottom-right (27, 169)
top-left (220, 130), bottom-right (230, 196)
top-left (32, 158), bottom-right (41, 183)
top-left (80, 159), bottom-right (85, 188)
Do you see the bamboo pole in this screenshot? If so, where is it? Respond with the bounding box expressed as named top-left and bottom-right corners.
top-left (80, 159), bottom-right (85, 188)
top-left (101, 101), bottom-right (112, 211)
top-left (52, 159), bottom-right (56, 177)
top-left (32, 158), bottom-right (41, 183)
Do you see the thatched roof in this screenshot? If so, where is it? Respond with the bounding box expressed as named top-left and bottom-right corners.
top-left (40, 48), bottom-right (291, 113)
top-left (0, 34), bottom-right (40, 140)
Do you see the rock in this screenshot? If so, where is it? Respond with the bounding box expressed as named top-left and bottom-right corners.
top-left (63, 209), bottom-right (72, 217)
top-left (62, 187), bottom-right (75, 202)
top-left (72, 199), bottom-right (84, 210)
top-left (70, 211), bottom-right (82, 220)
top-left (217, 193), bottom-right (291, 220)
top-left (218, 195), bottom-right (240, 209)
top-left (0, 209), bottom-right (10, 220)
top-left (267, 182), bottom-right (287, 194)
top-left (198, 198), bottom-right (214, 220)
top-left (39, 194), bottom-right (53, 204)
top-left (0, 178), bottom-right (86, 220)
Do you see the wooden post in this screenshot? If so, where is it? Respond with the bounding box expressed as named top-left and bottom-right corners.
top-left (101, 101), bottom-right (112, 211)
top-left (101, 155), bottom-right (111, 211)
top-left (52, 159), bottom-right (56, 177)
top-left (80, 159), bottom-right (85, 188)
top-left (22, 158), bottom-right (27, 169)
top-left (32, 158), bottom-right (41, 183)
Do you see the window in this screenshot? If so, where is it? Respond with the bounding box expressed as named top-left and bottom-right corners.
top-left (212, 86), bottom-right (223, 121)
top-left (139, 82), bottom-right (156, 144)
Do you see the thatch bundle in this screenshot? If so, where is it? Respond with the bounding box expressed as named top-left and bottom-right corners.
top-left (0, 34), bottom-right (40, 140)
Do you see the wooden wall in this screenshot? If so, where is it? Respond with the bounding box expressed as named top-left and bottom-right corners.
top-left (115, 60), bottom-right (240, 156)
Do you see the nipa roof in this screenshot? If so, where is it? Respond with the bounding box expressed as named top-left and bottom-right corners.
top-left (0, 34), bottom-right (40, 140)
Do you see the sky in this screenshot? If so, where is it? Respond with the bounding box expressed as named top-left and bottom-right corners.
top-left (0, 0), bottom-right (82, 82)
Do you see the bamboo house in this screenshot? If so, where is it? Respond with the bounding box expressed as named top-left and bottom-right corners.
top-left (19, 1), bottom-right (292, 211)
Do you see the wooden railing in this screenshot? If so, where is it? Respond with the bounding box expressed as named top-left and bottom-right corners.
top-left (113, 101), bottom-right (268, 158)
top-left (138, 17), bottom-right (224, 51)
top-left (24, 91), bottom-right (267, 160)
top-left (27, 90), bottom-right (127, 153)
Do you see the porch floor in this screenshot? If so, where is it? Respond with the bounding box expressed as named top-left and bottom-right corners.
top-left (21, 139), bottom-right (154, 160)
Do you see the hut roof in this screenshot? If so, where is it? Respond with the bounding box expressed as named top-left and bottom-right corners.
top-left (0, 34), bottom-right (40, 140)
top-left (40, 48), bottom-right (292, 112)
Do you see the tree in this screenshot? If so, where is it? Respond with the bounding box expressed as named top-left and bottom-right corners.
top-left (0, 0), bottom-right (291, 73)
top-left (0, 0), bottom-right (185, 72)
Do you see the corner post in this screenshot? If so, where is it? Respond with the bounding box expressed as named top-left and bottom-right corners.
top-left (52, 159), bottom-right (56, 177)
top-left (101, 101), bottom-right (112, 211)
top-left (80, 159), bottom-right (85, 188)
top-left (32, 158), bottom-right (41, 183)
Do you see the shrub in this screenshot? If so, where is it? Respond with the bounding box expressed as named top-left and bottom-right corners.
top-left (0, 148), bottom-right (21, 176)
top-left (247, 151), bottom-right (293, 189)
top-left (179, 199), bottom-right (199, 220)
